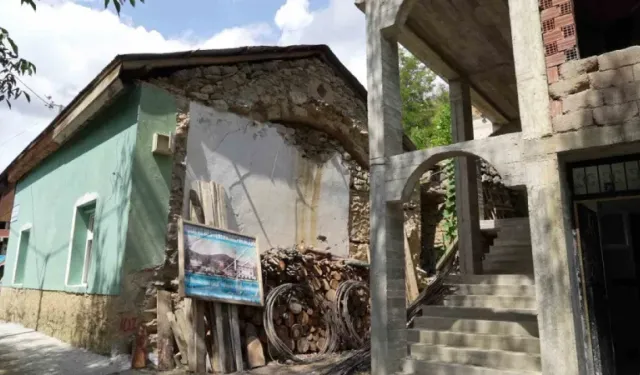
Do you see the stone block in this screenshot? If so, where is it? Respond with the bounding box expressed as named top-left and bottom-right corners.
top-left (589, 66), bottom-right (634, 89)
top-left (562, 90), bottom-right (603, 113)
top-left (350, 193), bottom-right (370, 243)
top-left (549, 74), bottom-right (590, 99)
top-left (601, 82), bottom-right (640, 105)
top-left (559, 57), bottom-right (598, 80)
top-left (593, 103), bottom-right (639, 125)
top-left (634, 63), bottom-right (640, 81)
top-left (598, 46), bottom-right (640, 71)
top-left (600, 87), bottom-right (626, 105)
top-left (552, 110), bottom-right (593, 133)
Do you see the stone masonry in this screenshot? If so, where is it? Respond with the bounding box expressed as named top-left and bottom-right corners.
top-left (549, 46), bottom-right (640, 133)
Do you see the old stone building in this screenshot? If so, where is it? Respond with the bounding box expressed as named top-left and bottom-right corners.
top-left (361, 0), bottom-right (640, 374)
top-left (0, 45), bottom-right (420, 357)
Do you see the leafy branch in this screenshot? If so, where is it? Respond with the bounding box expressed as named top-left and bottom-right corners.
top-left (1, 0), bottom-right (144, 108)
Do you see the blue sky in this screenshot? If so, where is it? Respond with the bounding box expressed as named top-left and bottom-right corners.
top-left (0, 0), bottom-right (365, 173)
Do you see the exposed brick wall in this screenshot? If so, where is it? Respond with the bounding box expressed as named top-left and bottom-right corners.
top-left (548, 47), bottom-right (640, 133)
top-left (540, 0), bottom-right (579, 83)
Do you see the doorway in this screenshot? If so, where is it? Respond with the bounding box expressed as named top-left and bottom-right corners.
top-left (575, 197), bottom-right (640, 375)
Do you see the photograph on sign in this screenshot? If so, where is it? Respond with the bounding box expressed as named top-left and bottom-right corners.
top-left (179, 219), bottom-right (263, 306)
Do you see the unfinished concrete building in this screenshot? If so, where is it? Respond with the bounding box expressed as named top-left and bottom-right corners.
top-left (360, 0), bottom-right (640, 374)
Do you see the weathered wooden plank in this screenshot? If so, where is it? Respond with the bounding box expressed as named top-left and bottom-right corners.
top-left (192, 300), bottom-right (207, 372)
top-left (229, 305), bottom-right (244, 371)
top-left (166, 311), bottom-right (188, 365)
top-left (214, 302), bottom-right (231, 373)
top-left (157, 290), bottom-right (175, 370)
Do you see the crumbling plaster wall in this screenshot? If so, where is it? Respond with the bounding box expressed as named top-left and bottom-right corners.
top-left (148, 57), bottom-right (390, 269)
top-left (185, 102), bottom-right (352, 256)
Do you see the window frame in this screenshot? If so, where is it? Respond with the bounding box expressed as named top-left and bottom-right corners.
top-left (12, 223), bottom-right (32, 286)
top-left (65, 193), bottom-right (98, 287)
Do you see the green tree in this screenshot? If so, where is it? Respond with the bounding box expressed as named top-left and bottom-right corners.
top-left (399, 49), bottom-right (451, 149)
top-left (0, 0), bottom-right (143, 108)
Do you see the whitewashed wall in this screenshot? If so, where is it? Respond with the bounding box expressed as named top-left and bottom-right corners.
top-left (184, 102), bottom-right (351, 256)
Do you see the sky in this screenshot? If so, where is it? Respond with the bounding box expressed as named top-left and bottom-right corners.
top-left (0, 0), bottom-right (367, 174)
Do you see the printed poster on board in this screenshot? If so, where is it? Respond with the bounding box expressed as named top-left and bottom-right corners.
top-left (178, 219), bottom-right (263, 306)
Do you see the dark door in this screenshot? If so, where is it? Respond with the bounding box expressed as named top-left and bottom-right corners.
top-left (577, 203), bottom-right (616, 375)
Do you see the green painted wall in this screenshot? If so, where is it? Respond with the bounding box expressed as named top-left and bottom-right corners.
top-left (2, 89), bottom-right (140, 295)
top-left (123, 84), bottom-right (176, 273)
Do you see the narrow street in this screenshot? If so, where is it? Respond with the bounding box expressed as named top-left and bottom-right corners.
top-left (0, 322), bottom-right (136, 375)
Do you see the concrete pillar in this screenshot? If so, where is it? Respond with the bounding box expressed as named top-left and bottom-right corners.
top-left (526, 156), bottom-right (580, 375)
top-left (450, 80), bottom-right (483, 274)
top-left (366, 2), bottom-right (407, 373)
top-left (508, 0), bottom-right (552, 139)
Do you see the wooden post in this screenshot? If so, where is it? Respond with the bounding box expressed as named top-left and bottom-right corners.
top-left (157, 290), bottom-right (175, 370)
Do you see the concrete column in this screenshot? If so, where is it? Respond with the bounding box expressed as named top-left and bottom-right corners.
top-left (450, 80), bottom-right (483, 274)
top-left (366, 2), bottom-right (407, 374)
top-left (526, 156), bottom-right (580, 375)
top-left (508, 0), bottom-right (552, 139)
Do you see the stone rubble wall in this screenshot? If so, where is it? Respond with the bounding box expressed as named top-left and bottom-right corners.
top-left (549, 46), bottom-right (640, 133)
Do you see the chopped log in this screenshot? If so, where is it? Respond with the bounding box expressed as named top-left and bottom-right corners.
top-left (331, 271), bottom-right (342, 281)
top-left (245, 323), bottom-right (265, 369)
top-left (291, 324), bottom-right (303, 339)
top-left (283, 312), bottom-right (295, 327)
top-left (297, 311), bottom-right (309, 325)
top-left (317, 337), bottom-right (327, 351)
top-left (309, 341), bottom-right (317, 352)
top-left (296, 338), bottom-right (310, 353)
top-left (312, 264), bottom-right (323, 276)
top-left (289, 302), bottom-right (303, 315)
top-left (310, 278), bottom-right (322, 291)
top-left (330, 279), bottom-right (340, 289)
top-left (322, 279), bottom-right (331, 291)
top-left (326, 289), bottom-right (337, 302)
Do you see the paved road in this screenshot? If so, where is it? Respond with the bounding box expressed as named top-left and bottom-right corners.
top-left (0, 322), bottom-right (136, 375)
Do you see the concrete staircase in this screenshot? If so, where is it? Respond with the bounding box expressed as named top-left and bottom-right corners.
top-left (401, 218), bottom-right (540, 374)
top-left (482, 218), bottom-right (533, 275)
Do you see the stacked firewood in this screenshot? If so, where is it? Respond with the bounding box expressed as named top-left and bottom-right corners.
top-left (239, 246), bottom-right (370, 357)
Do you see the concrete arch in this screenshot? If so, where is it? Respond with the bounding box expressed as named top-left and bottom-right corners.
top-left (385, 133), bottom-right (524, 203)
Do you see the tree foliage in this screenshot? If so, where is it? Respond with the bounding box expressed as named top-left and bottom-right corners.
top-left (1, 0), bottom-right (144, 108)
top-left (399, 48), bottom-right (451, 149)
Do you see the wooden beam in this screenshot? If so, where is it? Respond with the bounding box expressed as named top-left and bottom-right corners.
top-left (52, 67), bottom-right (123, 144)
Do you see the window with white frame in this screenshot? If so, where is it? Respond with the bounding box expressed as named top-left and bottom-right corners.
top-left (13, 224), bottom-right (31, 285)
top-left (66, 196), bottom-right (97, 286)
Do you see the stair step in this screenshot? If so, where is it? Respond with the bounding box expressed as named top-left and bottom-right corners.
top-left (483, 267), bottom-right (534, 276)
top-left (421, 306), bottom-right (537, 321)
top-left (492, 239), bottom-right (532, 247)
top-left (487, 245), bottom-right (532, 256)
top-left (413, 316), bottom-right (539, 337)
top-left (448, 283), bottom-right (536, 297)
top-left (445, 274), bottom-right (535, 286)
top-left (407, 329), bottom-right (541, 354)
top-left (409, 344), bottom-right (541, 372)
top-left (402, 358), bottom-right (541, 375)
top-left (443, 295), bottom-right (536, 309)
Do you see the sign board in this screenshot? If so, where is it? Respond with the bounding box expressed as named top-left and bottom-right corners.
top-left (10, 204), bottom-right (19, 223)
top-left (178, 219), bottom-right (263, 306)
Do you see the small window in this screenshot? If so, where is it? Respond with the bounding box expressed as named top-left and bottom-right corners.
top-left (66, 200), bottom-right (97, 286)
top-left (13, 226), bottom-right (31, 285)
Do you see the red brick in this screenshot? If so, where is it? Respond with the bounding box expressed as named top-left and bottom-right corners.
top-left (557, 36), bottom-right (577, 51)
top-left (543, 29), bottom-right (564, 44)
top-left (547, 67), bottom-right (560, 83)
top-left (555, 14), bottom-right (575, 28)
top-left (552, 0), bottom-right (569, 5)
top-left (546, 52), bottom-right (566, 67)
top-left (541, 6), bottom-right (561, 21)
top-left (550, 100), bottom-right (563, 117)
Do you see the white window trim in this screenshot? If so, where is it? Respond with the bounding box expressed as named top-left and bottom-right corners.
top-left (12, 223), bottom-right (32, 286)
top-left (64, 193), bottom-right (98, 287)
